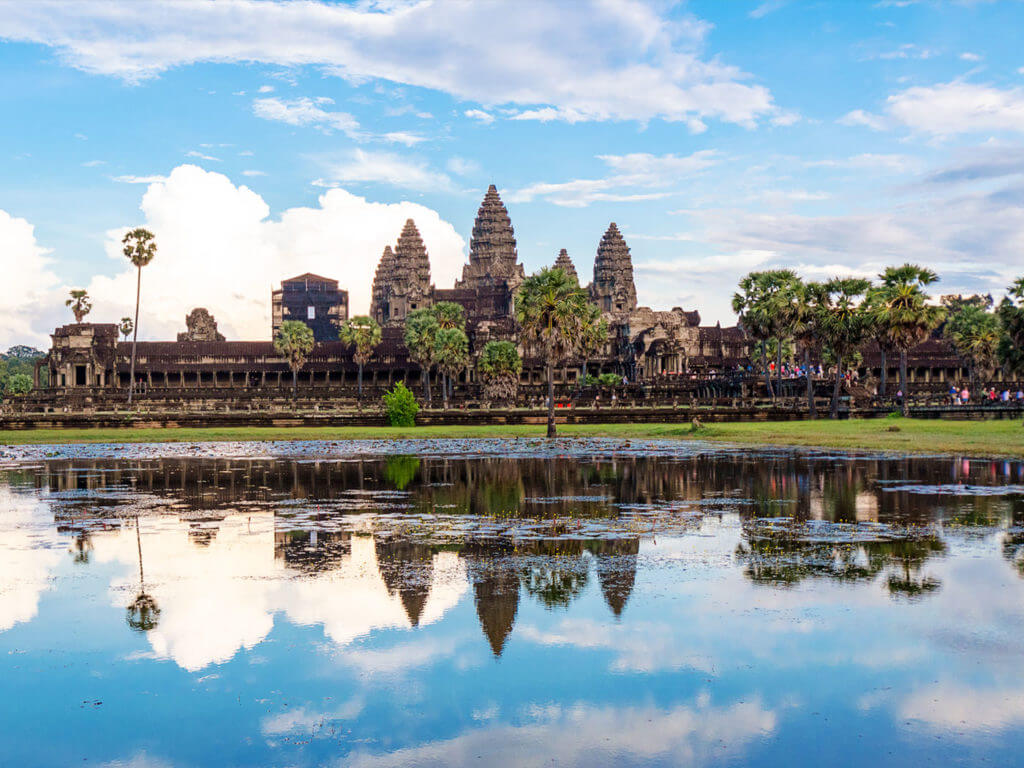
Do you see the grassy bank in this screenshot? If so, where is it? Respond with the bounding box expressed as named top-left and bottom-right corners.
top-left (1, 418), bottom-right (1022, 457)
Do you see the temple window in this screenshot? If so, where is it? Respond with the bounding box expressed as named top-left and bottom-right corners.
top-left (307, 306), bottom-right (315, 320)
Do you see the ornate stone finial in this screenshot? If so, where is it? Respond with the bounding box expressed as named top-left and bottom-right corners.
top-left (553, 248), bottom-right (579, 285)
top-left (458, 185), bottom-right (525, 290)
top-left (177, 308), bottom-right (225, 342)
top-left (591, 222), bottom-right (637, 314)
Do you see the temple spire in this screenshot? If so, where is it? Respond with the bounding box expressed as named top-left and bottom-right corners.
top-left (458, 185), bottom-right (524, 290)
top-left (591, 222), bottom-right (637, 314)
top-left (553, 248), bottom-right (578, 285)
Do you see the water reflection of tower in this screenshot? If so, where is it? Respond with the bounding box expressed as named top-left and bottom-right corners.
top-left (374, 539), bottom-right (436, 627)
top-left (464, 542), bottom-right (521, 657)
top-left (590, 538), bottom-right (640, 618)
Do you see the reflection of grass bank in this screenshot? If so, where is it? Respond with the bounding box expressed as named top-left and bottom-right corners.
top-left (1, 418), bottom-right (1023, 457)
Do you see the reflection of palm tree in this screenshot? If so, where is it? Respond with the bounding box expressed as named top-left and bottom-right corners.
top-left (70, 532), bottom-right (93, 564)
top-left (1001, 532), bottom-right (1024, 577)
top-left (126, 516), bottom-right (160, 632)
top-left (518, 541), bottom-right (590, 610)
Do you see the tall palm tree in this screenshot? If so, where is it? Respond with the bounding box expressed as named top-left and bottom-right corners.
top-left (997, 277), bottom-right (1024, 375)
top-left (576, 303), bottom-right (608, 389)
top-left (340, 315), bottom-right (382, 400)
top-left (515, 267), bottom-right (591, 438)
top-left (873, 264), bottom-right (946, 416)
top-left (404, 308), bottom-right (439, 406)
top-left (118, 316), bottom-right (134, 342)
top-left (478, 340), bottom-right (522, 406)
top-left (65, 289), bottom-right (92, 323)
top-left (792, 280), bottom-right (826, 418)
top-left (273, 319), bottom-right (315, 404)
top-left (122, 228), bottom-right (157, 405)
top-left (733, 272), bottom-right (780, 398)
top-left (818, 277), bottom-right (874, 419)
top-left (434, 326), bottom-right (469, 409)
top-left (765, 270), bottom-right (802, 395)
top-left (431, 301), bottom-right (467, 401)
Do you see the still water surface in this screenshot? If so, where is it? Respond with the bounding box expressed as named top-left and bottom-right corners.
top-left (2, 438), bottom-right (1024, 767)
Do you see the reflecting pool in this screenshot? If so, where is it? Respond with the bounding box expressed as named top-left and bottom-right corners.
top-left (2, 438), bottom-right (1024, 767)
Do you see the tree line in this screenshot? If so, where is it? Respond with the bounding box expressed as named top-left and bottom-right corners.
top-left (733, 265), bottom-right (1024, 418)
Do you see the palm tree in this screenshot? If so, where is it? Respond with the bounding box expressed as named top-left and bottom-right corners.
top-left (434, 327), bottom-right (469, 408)
top-left (118, 316), bottom-right (134, 342)
top-left (818, 277), bottom-right (874, 419)
top-left (340, 315), bottom-right (382, 400)
top-left (945, 304), bottom-right (1001, 388)
top-left (273, 319), bottom-right (315, 404)
top-left (478, 340), bottom-right (522, 406)
top-left (122, 228), bottom-right (157, 405)
top-left (576, 303), bottom-right (608, 390)
top-left (126, 516), bottom-right (160, 633)
top-left (873, 264), bottom-right (946, 416)
top-left (733, 272), bottom-right (779, 398)
top-left (997, 277), bottom-right (1024, 375)
top-left (65, 289), bottom-right (92, 323)
top-left (765, 270), bottom-right (802, 395)
top-left (792, 280), bottom-right (826, 418)
top-left (404, 308), bottom-right (440, 406)
top-left (515, 267), bottom-right (592, 438)
top-left (431, 301), bottom-right (467, 401)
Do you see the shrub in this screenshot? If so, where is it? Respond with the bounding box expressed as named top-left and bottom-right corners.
top-left (4, 373), bottom-right (32, 396)
top-left (598, 373), bottom-right (623, 387)
top-left (382, 382), bottom-right (419, 426)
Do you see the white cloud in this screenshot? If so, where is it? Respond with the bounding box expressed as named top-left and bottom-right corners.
top-left (838, 109), bottom-right (889, 131)
top-left (185, 150), bottom-right (220, 162)
top-left (959, 52), bottom-right (982, 62)
top-left (320, 149), bottom-right (458, 194)
top-left (79, 165), bottom-right (465, 340)
top-left (463, 109), bottom-right (494, 125)
top-left (886, 81), bottom-right (1024, 136)
top-left (0, 0), bottom-right (782, 128)
top-left (447, 157), bottom-right (480, 177)
top-left (509, 151), bottom-right (719, 207)
top-left (241, 169), bottom-right (266, 177)
top-left (0, 209), bottom-right (61, 347)
top-left (257, 84), bottom-right (274, 93)
top-left (112, 174), bottom-right (168, 184)
top-left (252, 96), bottom-right (360, 136)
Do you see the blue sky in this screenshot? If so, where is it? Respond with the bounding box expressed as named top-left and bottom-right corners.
top-left (1, 0), bottom-right (1023, 346)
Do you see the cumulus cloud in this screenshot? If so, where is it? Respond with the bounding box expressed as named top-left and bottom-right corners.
top-left (0, 209), bottom-right (61, 348)
top-left (0, 0), bottom-right (782, 128)
top-left (509, 151), bottom-right (719, 207)
top-left (80, 165), bottom-right (465, 340)
top-left (886, 81), bottom-right (1024, 136)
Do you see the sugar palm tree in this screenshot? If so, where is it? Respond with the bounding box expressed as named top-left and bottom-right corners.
top-left (434, 326), bottom-right (469, 408)
top-left (478, 340), bottom-right (522, 406)
top-left (404, 308), bottom-right (439, 406)
top-left (792, 280), bottom-right (827, 418)
top-left (873, 264), bottom-right (946, 416)
top-left (431, 301), bottom-right (467, 401)
top-left (65, 289), bottom-right (92, 323)
top-left (126, 516), bottom-right (160, 633)
top-left (576, 303), bottom-right (608, 390)
top-left (273, 319), bottom-right (315, 404)
top-left (733, 273), bottom-right (776, 398)
top-left (340, 315), bottom-right (382, 400)
top-left (118, 316), bottom-right (134, 342)
top-left (817, 277), bottom-right (874, 419)
top-left (122, 228), bottom-right (157, 405)
top-left (945, 304), bottom-right (1001, 388)
top-left (997, 277), bottom-right (1024, 375)
top-left (515, 267), bottom-right (591, 438)
top-left (765, 270), bottom-right (802, 395)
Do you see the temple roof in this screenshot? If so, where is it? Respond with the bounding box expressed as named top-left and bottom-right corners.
top-left (592, 222), bottom-right (637, 312)
top-left (553, 248), bottom-right (579, 284)
top-left (459, 185), bottom-right (524, 289)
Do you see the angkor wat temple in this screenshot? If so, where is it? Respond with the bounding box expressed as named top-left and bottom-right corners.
top-left (33, 184), bottom-right (979, 402)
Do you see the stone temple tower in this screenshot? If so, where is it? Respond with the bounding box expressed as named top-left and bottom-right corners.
top-left (553, 248), bottom-right (579, 285)
top-left (591, 223), bottom-right (637, 315)
top-left (370, 219), bottom-right (433, 327)
top-left (457, 185), bottom-right (525, 292)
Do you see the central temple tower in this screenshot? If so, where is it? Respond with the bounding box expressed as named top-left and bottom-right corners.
top-left (456, 185), bottom-right (525, 292)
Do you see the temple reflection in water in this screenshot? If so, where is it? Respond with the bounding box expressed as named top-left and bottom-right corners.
top-left (3, 450), bottom-right (1024, 671)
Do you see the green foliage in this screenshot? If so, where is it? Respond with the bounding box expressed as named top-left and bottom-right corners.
top-left (431, 301), bottom-right (466, 330)
top-left (384, 455), bottom-right (420, 489)
top-left (382, 382), bottom-right (419, 426)
top-left (0, 346), bottom-right (44, 396)
top-left (404, 308), bottom-right (440, 369)
top-left (65, 289), bottom-right (92, 323)
top-left (122, 227), bottom-right (157, 268)
top-left (5, 373), bottom-right (32, 395)
top-left (997, 278), bottom-right (1024, 374)
top-left (273, 320), bottom-right (315, 372)
top-left (944, 303), bottom-right (1001, 380)
top-left (340, 315), bottom-right (382, 366)
top-left (598, 373), bottom-right (623, 387)
top-left (119, 317), bottom-right (134, 340)
top-left (477, 340), bottom-right (521, 378)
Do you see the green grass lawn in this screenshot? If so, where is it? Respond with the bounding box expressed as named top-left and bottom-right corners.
top-left (1, 418), bottom-right (1022, 457)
